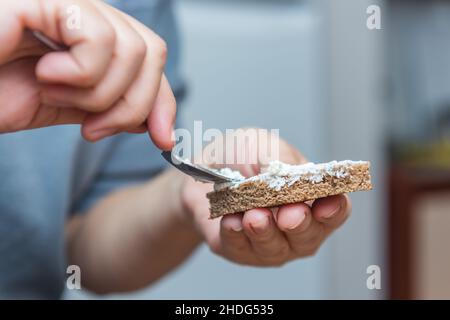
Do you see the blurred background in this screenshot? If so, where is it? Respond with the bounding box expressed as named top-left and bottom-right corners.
top-left (68, 0), bottom-right (450, 299)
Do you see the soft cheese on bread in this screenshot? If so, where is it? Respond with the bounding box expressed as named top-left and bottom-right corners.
top-left (207, 160), bottom-right (372, 218)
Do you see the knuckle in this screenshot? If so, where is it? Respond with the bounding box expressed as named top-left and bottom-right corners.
top-left (272, 246), bottom-right (290, 262)
top-left (126, 110), bottom-right (147, 128)
top-left (75, 68), bottom-right (98, 86)
top-left (97, 22), bottom-right (117, 49)
top-left (222, 236), bottom-right (248, 255)
top-left (125, 34), bottom-right (147, 63)
top-left (293, 241), bottom-right (321, 257)
top-left (250, 228), bottom-right (272, 241)
top-left (88, 92), bottom-right (113, 112)
top-left (250, 232), bottom-right (277, 246)
top-left (256, 243), bottom-right (290, 263)
top-left (81, 129), bottom-right (97, 143)
top-left (285, 218), bottom-right (311, 234)
top-left (302, 230), bottom-right (324, 248)
top-left (132, 36), bottom-right (148, 62)
top-left (154, 37), bottom-right (168, 65)
top-left (79, 25), bottom-right (116, 87)
top-left (120, 105), bottom-right (148, 128)
top-left (290, 228), bottom-right (325, 256)
top-left (167, 90), bottom-right (177, 108)
top-left (232, 242), bottom-right (250, 254)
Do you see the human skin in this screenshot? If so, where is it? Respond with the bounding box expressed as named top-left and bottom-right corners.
top-left (67, 132), bottom-right (352, 293)
top-left (0, 0), bottom-right (175, 149)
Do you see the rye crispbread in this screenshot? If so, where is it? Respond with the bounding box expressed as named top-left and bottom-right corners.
top-left (207, 161), bottom-right (372, 218)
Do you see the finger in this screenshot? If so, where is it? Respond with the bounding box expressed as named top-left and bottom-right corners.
top-left (276, 203), bottom-right (325, 256)
top-left (0, 57), bottom-right (88, 132)
top-left (312, 194), bottom-right (351, 230)
top-left (20, 0), bottom-right (116, 87)
top-left (27, 105), bottom-right (88, 129)
top-left (121, 9), bottom-right (176, 150)
top-left (242, 208), bottom-right (290, 264)
top-left (41, 5), bottom-right (147, 113)
top-left (82, 78), bottom-right (171, 142)
top-left (126, 124), bottom-right (148, 134)
top-left (0, 0), bottom-right (113, 85)
top-left (4, 31), bottom-right (49, 63)
top-left (147, 75), bottom-right (176, 150)
top-left (81, 17), bottom-right (169, 141)
top-left (220, 213), bottom-right (255, 264)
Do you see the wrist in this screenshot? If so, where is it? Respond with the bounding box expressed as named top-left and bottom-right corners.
top-left (164, 169), bottom-right (203, 242)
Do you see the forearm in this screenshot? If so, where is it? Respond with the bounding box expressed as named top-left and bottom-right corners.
top-left (66, 169), bottom-right (202, 294)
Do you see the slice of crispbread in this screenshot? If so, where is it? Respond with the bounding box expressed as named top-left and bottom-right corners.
top-left (207, 160), bottom-right (372, 218)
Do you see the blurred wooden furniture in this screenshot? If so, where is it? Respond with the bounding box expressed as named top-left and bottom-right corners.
top-left (388, 165), bottom-right (450, 299)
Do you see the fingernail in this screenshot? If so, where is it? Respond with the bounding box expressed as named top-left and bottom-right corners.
top-left (250, 215), bottom-right (269, 235)
top-left (231, 224), bottom-right (243, 232)
top-left (89, 128), bottom-right (117, 140)
top-left (227, 218), bottom-right (243, 232)
top-left (323, 199), bottom-right (343, 219)
top-left (287, 209), bottom-right (306, 230)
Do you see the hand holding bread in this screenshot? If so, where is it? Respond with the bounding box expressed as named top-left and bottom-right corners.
top-left (180, 129), bottom-right (355, 266)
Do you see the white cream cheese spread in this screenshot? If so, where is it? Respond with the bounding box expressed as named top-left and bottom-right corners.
top-left (211, 167), bottom-right (246, 181)
top-left (213, 160), bottom-right (368, 191)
